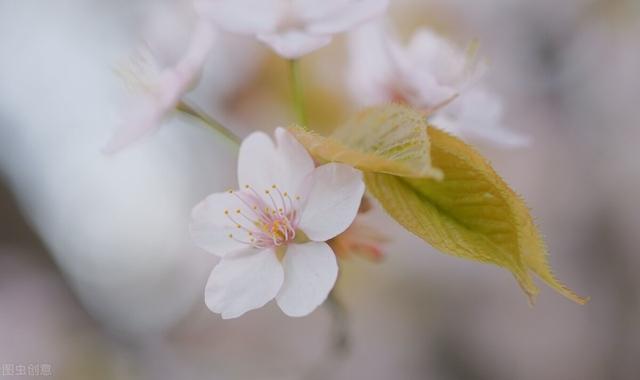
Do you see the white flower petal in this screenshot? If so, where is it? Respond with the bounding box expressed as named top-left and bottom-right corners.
top-left (406, 29), bottom-right (465, 86)
top-left (257, 30), bottom-right (331, 59)
top-left (298, 163), bottom-right (365, 242)
top-left (276, 242), bottom-right (338, 317)
top-left (456, 89), bottom-right (529, 147)
top-left (293, 0), bottom-right (347, 20)
top-left (433, 89), bottom-right (530, 147)
top-left (238, 129), bottom-right (315, 196)
top-left (274, 127), bottom-right (315, 192)
top-left (304, 0), bottom-right (389, 35)
top-left (190, 192), bottom-right (257, 256)
top-left (195, 0), bottom-right (282, 35)
top-left (206, 249), bottom-right (284, 319)
top-left (385, 34), bottom-right (454, 107)
top-left (347, 20), bottom-right (396, 106)
top-left (237, 131), bottom-right (279, 193)
top-left (429, 114), bottom-right (463, 137)
top-left (406, 70), bottom-right (457, 108)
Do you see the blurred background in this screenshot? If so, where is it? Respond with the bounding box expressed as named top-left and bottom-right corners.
top-left (1, 0), bottom-right (639, 379)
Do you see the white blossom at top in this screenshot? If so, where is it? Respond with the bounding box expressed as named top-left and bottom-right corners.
top-left (196, 0), bottom-right (389, 59)
top-left (348, 20), bottom-right (530, 147)
top-left (190, 128), bottom-right (365, 318)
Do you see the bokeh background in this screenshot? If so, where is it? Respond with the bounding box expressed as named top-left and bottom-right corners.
top-left (1, 0), bottom-right (639, 379)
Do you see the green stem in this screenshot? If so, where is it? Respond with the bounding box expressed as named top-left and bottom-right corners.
top-left (176, 101), bottom-right (241, 146)
top-left (289, 59), bottom-right (308, 127)
top-left (302, 290), bottom-right (350, 380)
top-left (325, 289), bottom-right (350, 356)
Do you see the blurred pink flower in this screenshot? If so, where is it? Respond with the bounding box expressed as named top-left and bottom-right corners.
top-left (330, 217), bottom-right (388, 262)
top-left (329, 196), bottom-right (388, 262)
top-left (195, 0), bottom-right (389, 59)
top-left (104, 20), bottom-right (217, 153)
top-left (190, 128), bottom-right (365, 318)
top-left (348, 21), bottom-right (530, 147)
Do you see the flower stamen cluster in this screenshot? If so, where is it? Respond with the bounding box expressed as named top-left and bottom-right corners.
top-left (224, 186), bottom-right (302, 248)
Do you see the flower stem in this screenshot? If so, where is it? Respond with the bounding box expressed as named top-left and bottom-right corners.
top-left (289, 59), bottom-right (308, 127)
top-left (176, 101), bottom-right (241, 146)
top-left (325, 289), bottom-right (349, 355)
top-left (303, 290), bottom-right (350, 380)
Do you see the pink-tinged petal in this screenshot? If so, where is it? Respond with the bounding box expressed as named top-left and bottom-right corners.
top-left (274, 127), bottom-right (315, 192)
top-left (384, 34), bottom-right (454, 108)
top-left (206, 249), bottom-right (284, 319)
top-left (195, 0), bottom-right (282, 35)
top-left (406, 70), bottom-right (457, 108)
top-left (103, 96), bottom-right (167, 154)
top-left (401, 29), bottom-right (489, 108)
top-left (276, 242), bottom-right (338, 317)
top-left (298, 163), bottom-right (365, 242)
top-left (237, 131), bottom-right (279, 192)
top-left (104, 21), bottom-right (216, 153)
top-left (173, 21), bottom-right (217, 83)
top-left (257, 30), bottom-right (331, 59)
top-left (190, 192), bottom-right (257, 256)
top-left (104, 69), bottom-right (185, 154)
top-left (330, 217), bottom-right (388, 262)
top-left (304, 0), bottom-right (389, 35)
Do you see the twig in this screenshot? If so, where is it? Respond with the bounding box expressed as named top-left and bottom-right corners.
top-left (176, 101), bottom-right (242, 146)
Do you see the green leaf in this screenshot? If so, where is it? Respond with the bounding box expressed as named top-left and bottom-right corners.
top-left (289, 105), bottom-right (586, 304)
top-left (365, 126), bottom-right (587, 304)
top-left (289, 104), bottom-right (443, 179)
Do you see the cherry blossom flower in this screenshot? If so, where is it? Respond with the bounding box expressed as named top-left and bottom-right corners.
top-left (190, 128), bottom-right (365, 318)
top-left (195, 0), bottom-right (389, 59)
top-left (348, 20), bottom-right (529, 147)
top-left (329, 217), bottom-right (387, 262)
top-left (104, 20), bottom-right (217, 153)
top-left (329, 196), bottom-right (387, 262)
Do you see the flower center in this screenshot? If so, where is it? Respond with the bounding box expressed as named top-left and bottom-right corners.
top-left (225, 185), bottom-right (302, 249)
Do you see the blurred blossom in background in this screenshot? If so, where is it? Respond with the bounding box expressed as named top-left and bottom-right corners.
top-left (1, 0), bottom-right (639, 379)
